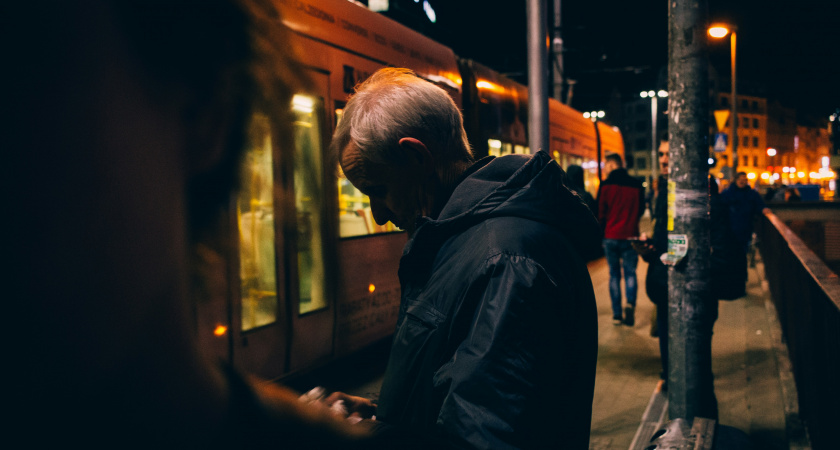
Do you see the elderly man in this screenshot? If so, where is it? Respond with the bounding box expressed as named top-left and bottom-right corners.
top-left (329, 68), bottom-right (599, 449)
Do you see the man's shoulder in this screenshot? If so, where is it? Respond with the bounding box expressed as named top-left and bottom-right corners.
top-left (604, 169), bottom-right (642, 189)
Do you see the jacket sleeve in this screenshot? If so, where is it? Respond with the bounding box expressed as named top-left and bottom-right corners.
top-left (638, 184), bottom-right (646, 221)
top-left (597, 185), bottom-right (607, 225)
top-left (432, 254), bottom-right (594, 449)
top-left (750, 189), bottom-right (767, 215)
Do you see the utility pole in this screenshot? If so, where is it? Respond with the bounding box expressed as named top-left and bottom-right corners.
top-left (667, 0), bottom-right (716, 422)
top-left (552, 0), bottom-right (563, 102)
top-left (527, 0), bottom-right (549, 153)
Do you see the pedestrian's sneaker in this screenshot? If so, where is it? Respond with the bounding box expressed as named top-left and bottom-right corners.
top-left (612, 315), bottom-right (623, 326)
top-left (624, 305), bottom-right (635, 326)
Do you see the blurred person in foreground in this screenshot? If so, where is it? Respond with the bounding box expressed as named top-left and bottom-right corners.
top-left (597, 153), bottom-right (645, 326)
top-left (634, 140), bottom-right (721, 419)
top-left (720, 172), bottom-right (771, 297)
top-left (7, 1), bottom-right (406, 447)
top-left (328, 68), bottom-right (599, 449)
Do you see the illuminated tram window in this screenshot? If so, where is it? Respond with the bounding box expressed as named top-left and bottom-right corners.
top-left (293, 94), bottom-right (328, 314)
top-left (237, 114), bottom-right (279, 331)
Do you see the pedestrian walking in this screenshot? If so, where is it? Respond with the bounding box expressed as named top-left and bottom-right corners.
top-left (598, 153), bottom-right (645, 326)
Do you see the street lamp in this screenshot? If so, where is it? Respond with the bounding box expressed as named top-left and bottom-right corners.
top-left (583, 110), bottom-right (605, 120)
top-left (767, 147), bottom-right (777, 178)
top-left (640, 90), bottom-right (668, 180)
top-left (582, 110), bottom-right (606, 180)
top-left (708, 23), bottom-right (738, 174)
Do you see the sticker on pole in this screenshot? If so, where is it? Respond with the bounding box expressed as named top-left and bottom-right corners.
top-left (662, 234), bottom-right (688, 266)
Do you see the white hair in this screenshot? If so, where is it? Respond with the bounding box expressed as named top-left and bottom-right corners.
top-left (331, 68), bottom-right (472, 168)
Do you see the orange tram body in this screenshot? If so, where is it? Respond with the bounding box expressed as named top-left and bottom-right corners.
top-left (199, 0), bottom-right (625, 381)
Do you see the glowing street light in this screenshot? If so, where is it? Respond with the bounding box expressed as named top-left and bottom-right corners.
top-left (583, 110), bottom-right (604, 121)
top-left (708, 23), bottom-right (738, 174)
top-left (766, 148), bottom-right (777, 157)
top-left (640, 89), bottom-right (669, 179)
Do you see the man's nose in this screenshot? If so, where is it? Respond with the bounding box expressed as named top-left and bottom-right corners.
top-left (369, 198), bottom-right (392, 226)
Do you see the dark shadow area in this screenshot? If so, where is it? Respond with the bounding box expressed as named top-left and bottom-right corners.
top-left (283, 337), bottom-right (392, 398)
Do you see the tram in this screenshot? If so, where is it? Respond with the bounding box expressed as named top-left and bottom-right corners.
top-left (197, 0), bottom-right (625, 381)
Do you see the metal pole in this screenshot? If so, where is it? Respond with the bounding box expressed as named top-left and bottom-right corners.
top-left (668, 0), bottom-right (715, 421)
top-left (552, 0), bottom-right (563, 102)
top-left (731, 32), bottom-right (738, 172)
top-left (527, 0), bottom-right (549, 154)
top-left (651, 96), bottom-right (659, 181)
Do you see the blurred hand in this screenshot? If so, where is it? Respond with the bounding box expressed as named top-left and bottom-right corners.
top-left (325, 391), bottom-right (377, 420)
top-left (631, 239), bottom-right (656, 259)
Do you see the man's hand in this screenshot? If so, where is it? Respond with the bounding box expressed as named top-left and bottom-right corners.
top-left (325, 392), bottom-right (377, 420)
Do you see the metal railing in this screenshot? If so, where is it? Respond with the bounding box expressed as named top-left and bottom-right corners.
top-left (757, 203), bottom-right (840, 449)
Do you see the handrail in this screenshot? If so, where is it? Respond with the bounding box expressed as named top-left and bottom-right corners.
top-left (764, 212), bottom-right (840, 312)
top-left (758, 209), bottom-right (840, 449)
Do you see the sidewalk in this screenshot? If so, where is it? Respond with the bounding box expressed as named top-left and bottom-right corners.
top-left (588, 246), bottom-right (808, 449)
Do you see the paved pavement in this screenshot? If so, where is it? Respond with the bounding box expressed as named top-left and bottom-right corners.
top-left (589, 240), bottom-right (807, 449)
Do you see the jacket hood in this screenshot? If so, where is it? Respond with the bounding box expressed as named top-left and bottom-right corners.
top-left (408, 151), bottom-right (601, 260)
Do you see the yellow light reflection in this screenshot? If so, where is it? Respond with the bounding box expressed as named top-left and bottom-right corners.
top-left (368, 284), bottom-right (376, 293)
top-left (476, 80), bottom-right (504, 94)
top-left (292, 95), bottom-right (314, 113)
top-left (708, 26), bottom-right (730, 38)
top-left (213, 325), bottom-right (228, 337)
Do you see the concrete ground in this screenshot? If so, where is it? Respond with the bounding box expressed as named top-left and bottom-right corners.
top-left (589, 238), bottom-right (807, 449)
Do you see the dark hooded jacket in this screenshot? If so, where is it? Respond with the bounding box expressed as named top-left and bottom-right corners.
top-left (376, 151), bottom-right (599, 449)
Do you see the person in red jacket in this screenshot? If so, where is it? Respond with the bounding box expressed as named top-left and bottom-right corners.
top-left (598, 153), bottom-right (646, 325)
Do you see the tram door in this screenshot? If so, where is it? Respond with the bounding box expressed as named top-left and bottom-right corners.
top-left (232, 70), bottom-right (334, 379)
top-left (232, 110), bottom-right (287, 379)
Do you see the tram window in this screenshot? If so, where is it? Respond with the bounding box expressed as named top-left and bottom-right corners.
top-left (501, 142), bottom-right (513, 156)
top-left (293, 94), bottom-right (328, 314)
top-left (488, 139), bottom-right (502, 157)
top-left (514, 145), bottom-right (526, 154)
top-left (335, 103), bottom-right (398, 238)
top-left (237, 114), bottom-right (279, 331)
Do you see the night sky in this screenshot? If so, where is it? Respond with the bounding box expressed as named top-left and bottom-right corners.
top-left (425, 0), bottom-right (839, 123)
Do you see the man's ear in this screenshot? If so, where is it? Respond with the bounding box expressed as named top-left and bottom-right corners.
top-left (398, 137), bottom-right (435, 176)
